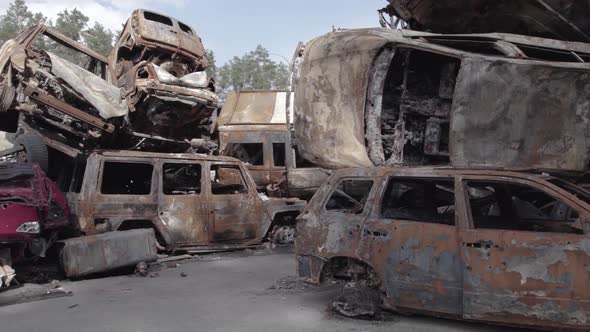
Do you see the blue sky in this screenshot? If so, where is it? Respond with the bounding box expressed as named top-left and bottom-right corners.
top-left (0, 0), bottom-right (386, 65)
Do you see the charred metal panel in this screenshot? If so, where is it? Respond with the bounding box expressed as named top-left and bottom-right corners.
top-left (294, 29), bottom-right (387, 169)
top-left (385, 0), bottom-right (590, 42)
top-left (451, 59), bottom-right (590, 172)
top-left (360, 221), bottom-right (462, 315)
top-left (461, 229), bottom-right (590, 328)
top-left (60, 229), bottom-right (157, 277)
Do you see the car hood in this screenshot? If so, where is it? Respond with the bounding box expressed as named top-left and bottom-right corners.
top-left (385, 0), bottom-right (590, 42)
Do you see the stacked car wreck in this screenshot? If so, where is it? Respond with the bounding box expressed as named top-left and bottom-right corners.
top-left (292, 1), bottom-right (590, 330)
top-left (0, 9), bottom-right (304, 286)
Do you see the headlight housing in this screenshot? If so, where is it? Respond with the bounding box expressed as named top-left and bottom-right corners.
top-left (16, 221), bottom-right (40, 234)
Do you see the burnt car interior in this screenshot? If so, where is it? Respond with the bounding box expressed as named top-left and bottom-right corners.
top-left (100, 161), bottom-right (153, 195)
top-left (380, 178), bottom-right (455, 224)
top-left (466, 181), bottom-right (583, 234)
top-left (163, 163), bottom-right (202, 195)
top-left (223, 143), bottom-right (264, 166)
top-left (376, 47), bottom-right (459, 166)
top-left (325, 179), bottom-right (374, 214)
top-left (210, 164), bottom-right (247, 195)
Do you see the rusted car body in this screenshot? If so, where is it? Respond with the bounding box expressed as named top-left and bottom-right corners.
top-left (66, 150), bottom-right (305, 251)
top-left (383, 0), bottom-right (590, 43)
top-left (293, 28), bottom-right (590, 172)
top-left (0, 10), bottom-right (218, 162)
top-left (296, 167), bottom-right (590, 330)
top-left (0, 25), bottom-right (124, 157)
top-left (109, 9), bottom-right (217, 142)
top-left (218, 90), bottom-right (329, 198)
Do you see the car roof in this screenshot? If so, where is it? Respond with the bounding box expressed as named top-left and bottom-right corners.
top-left (90, 150), bottom-right (241, 163)
top-left (329, 166), bottom-right (560, 182)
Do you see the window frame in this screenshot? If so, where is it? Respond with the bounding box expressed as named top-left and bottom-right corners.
top-left (271, 142), bottom-right (287, 168)
top-left (209, 163), bottom-right (250, 196)
top-left (322, 177), bottom-right (375, 215)
top-left (377, 176), bottom-right (457, 225)
top-left (161, 161), bottom-right (204, 196)
top-left (98, 160), bottom-right (155, 196)
top-left (222, 142), bottom-right (265, 167)
top-left (460, 175), bottom-right (589, 234)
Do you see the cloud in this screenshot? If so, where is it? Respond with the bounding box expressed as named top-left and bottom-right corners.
top-left (0, 0), bottom-right (189, 32)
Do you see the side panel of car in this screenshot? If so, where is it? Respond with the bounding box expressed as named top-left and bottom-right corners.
top-left (75, 155), bottom-right (167, 242)
top-left (157, 159), bottom-right (209, 246)
top-left (205, 161), bottom-right (264, 243)
top-left (458, 175), bottom-right (590, 328)
top-left (359, 175), bottom-right (462, 315)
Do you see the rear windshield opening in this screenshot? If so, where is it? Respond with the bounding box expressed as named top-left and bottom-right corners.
top-left (223, 143), bottom-right (264, 166)
top-left (178, 22), bottom-right (193, 34)
top-left (144, 11), bottom-right (173, 26)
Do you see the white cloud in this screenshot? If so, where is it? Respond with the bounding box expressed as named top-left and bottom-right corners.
top-left (0, 0), bottom-right (189, 32)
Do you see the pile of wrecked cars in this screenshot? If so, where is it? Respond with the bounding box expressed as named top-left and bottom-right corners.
top-left (288, 1), bottom-right (590, 330)
top-left (0, 9), bottom-right (305, 286)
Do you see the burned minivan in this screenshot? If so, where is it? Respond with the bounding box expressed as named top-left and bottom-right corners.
top-left (66, 150), bottom-right (305, 251)
top-left (296, 167), bottom-right (590, 330)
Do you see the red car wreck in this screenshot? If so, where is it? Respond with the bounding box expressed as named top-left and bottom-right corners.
top-left (0, 162), bottom-right (71, 286)
top-left (295, 167), bottom-right (590, 330)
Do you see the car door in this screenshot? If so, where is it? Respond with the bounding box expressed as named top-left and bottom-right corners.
top-left (206, 162), bottom-right (263, 243)
top-left (459, 176), bottom-right (590, 328)
top-left (315, 177), bottom-right (376, 258)
top-left (86, 158), bottom-right (157, 231)
top-left (361, 175), bottom-right (462, 314)
top-left (157, 160), bottom-right (208, 246)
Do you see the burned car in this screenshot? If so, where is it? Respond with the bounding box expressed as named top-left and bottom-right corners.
top-left (0, 162), bottom-right (71, 286)
top-left (109, 9), bottom-right (217, 141)
top-left (65, 150), bottom-right (305, 251)
top-left (382, 0), bottom-right (590, 43)
top-left (0, 10), bottom-right (218, 172)
top-left (296, 167), bottom-right (590, 330)
top-left (0, 25), bottom-right (127, 162)
top-left (293, 28), bottom-right (590, 173)
top-left (218, 90), bottom-right (330, 199)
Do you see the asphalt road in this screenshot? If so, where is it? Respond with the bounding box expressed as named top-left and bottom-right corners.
top-left (0, 248), bottom-right (532, 332)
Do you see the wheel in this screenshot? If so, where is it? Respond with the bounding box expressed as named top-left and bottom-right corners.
top-left (332, 281), bottom-right (381, 318)
top-left (15, 133), bottom-right (49, 172)
top-left (270, 225), bottom-right (296, 245)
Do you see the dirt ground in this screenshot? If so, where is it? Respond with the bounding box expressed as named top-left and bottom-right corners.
top-left (0, 248), bottom-right (533, 332)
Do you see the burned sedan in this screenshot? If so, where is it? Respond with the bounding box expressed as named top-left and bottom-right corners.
top-left (293, 28), bottom-right (590, 172)
top-left (110, 9), bottom-right (217, 142)
top-left (296, 167), bottom-right (590, 330)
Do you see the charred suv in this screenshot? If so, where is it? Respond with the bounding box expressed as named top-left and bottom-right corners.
top-left (66, 151), bottom-right (305, 251)
top-left (296, 167), bottom-right (590, 330)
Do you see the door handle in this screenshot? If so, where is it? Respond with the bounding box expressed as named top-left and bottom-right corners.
top-left (363, 228), bottom-right (388, 237)
top-left (463, 240), bottom-right (494, 249)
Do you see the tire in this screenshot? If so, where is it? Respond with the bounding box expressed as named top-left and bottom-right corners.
top-left (15, 133), bottom-right (49, 172)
